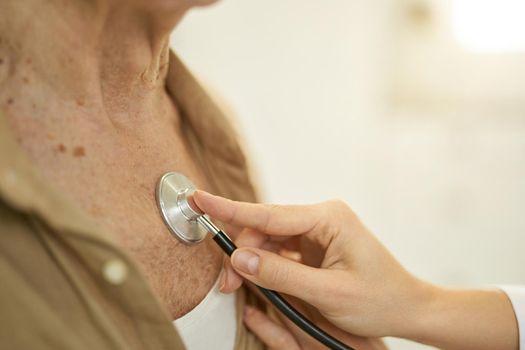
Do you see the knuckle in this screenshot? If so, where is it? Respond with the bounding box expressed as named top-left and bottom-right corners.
top-left (316, 199), bottom-right (346, 215)
top-left (260, 203), bottom-right (280, 232)
top-left (316, 199), bottom-right (348, 221)
top-left (225, 202), bottom-right (238, 224)
top-left (328, 198), bottom-right (350, 212)
top-left (326, 199), bottom-right (358, 223)
top-left (266, 203), bottom-right (281, 211)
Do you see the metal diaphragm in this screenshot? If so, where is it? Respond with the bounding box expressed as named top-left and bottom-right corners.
top-left (156, 172), bottom-right (208, 245)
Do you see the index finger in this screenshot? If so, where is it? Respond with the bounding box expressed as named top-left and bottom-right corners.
top-left (192, 191), bottom-right (324, 237)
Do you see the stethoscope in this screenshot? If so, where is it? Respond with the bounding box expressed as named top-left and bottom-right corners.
top-left (157, 172), bottom-right (354, 350)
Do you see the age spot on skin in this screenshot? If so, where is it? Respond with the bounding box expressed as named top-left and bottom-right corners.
top-left (73, 146), bottom-right (85, 157)
top-left (6, 98), bottom-right (13, 105)
top-left (0, 58), bottom-right (4, 65)
top-left (76, 98), bottom-right (85, 107)
top-left (57, 144), bottom-right (67, 153)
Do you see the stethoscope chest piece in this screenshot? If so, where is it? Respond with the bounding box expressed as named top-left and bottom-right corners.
top-left (156, 172), bottom-right (207, 245)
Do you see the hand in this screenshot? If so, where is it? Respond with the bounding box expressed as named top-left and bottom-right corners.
top-left (194, 191), bottom-right (519, 350)
top-left (194, 191), bottom-right (423, 338)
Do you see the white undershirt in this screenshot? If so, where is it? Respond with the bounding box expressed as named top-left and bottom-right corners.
top-left (173, 276), bottom-right (237, 350)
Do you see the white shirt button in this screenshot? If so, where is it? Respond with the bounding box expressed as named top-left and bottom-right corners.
top-left (102, 258), bottom-right (128, 285)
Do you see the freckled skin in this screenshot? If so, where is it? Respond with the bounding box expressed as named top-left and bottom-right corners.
top-left (10, 99), bottom-right (223, 319)
top-left (73, 146), bottom-right (85, 157)
top-left (1, 0), bottom-right (224, 320)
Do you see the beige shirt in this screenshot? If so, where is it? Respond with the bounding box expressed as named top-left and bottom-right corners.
top-left (0, 52), bottom-right (265, 350)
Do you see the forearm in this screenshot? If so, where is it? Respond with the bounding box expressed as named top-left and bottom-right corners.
top-left (404, 285), bottom-right (518, 350)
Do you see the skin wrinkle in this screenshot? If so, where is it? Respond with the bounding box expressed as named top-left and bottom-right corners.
top-left (0, 0), bottom-right (222, 319)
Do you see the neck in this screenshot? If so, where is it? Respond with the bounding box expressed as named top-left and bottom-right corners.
top-left (0, 0), bottom-right (186, 124)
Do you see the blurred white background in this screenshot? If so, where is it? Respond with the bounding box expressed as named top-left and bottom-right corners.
top-left (171, 1), bottom-right (525, 348)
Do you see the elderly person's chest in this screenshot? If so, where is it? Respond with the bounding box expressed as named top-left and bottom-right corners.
top-left (8, 106), bottom-right (223, 320)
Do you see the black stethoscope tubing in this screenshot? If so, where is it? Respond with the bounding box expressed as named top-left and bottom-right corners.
top-left (213, 230), bottom-right (354, 350)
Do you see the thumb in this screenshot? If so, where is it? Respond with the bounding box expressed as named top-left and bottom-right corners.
top-left (231, 247), bottom-right (329, 306)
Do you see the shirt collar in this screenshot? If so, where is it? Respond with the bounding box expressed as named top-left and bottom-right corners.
top-left (166, 52), bottom-right (245, 163)
top-left (166, 52), bottom-right (256, 203)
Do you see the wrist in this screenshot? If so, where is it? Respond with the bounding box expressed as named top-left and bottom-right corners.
top-left (406, 282), bottom-right (448, 343)
top-left (393, 277), bottom-right (441, 340)
top-left (383, 276), bottom-right (442, 341)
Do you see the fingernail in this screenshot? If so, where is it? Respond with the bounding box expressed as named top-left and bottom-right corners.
top-left (232, 250), bottom-right (259, 275)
